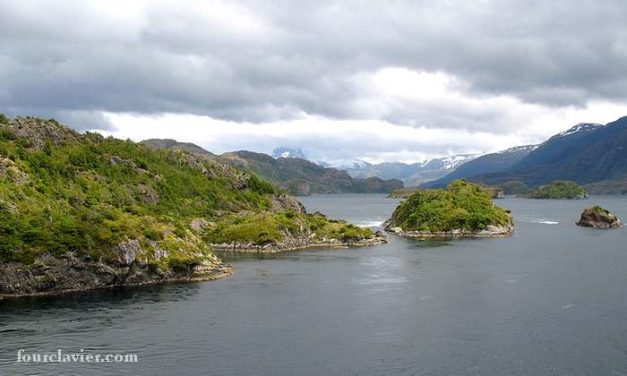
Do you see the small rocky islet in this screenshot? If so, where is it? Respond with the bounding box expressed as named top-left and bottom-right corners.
top-left (384, 180), bottom-right (514, 239)
top-left (576, 206), bottom-right (622, 229)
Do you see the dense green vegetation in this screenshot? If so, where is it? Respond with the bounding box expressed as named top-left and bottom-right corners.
top-left (498, 180), bottom-right (531, 195)
top-left (0, 116), bottom-right (372, 265)
top-left (387, 180), bottom-right (512, 233)
top-left (524, 180), bottom-right (588, 199)
top-left (204, 212), bottom-right (371, 245)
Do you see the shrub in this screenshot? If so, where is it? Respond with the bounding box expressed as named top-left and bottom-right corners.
top-left (247, 174), bottom-right (277, 195)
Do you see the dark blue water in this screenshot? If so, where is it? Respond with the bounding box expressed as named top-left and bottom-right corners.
top-left (1, 195), bottom-right (627, 375)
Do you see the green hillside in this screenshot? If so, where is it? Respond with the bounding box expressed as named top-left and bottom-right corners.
top-left (0, 116), bottom-right (374, 297)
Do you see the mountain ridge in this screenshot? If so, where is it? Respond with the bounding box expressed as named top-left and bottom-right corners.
top-left (338, 154), bottom-right (479, 186)
top-left (423, 145), bottom-right (537, 188)
top-left (466, 116), bottom-right (627, 188)
top-left (142, 140), bottom-right (404, 196)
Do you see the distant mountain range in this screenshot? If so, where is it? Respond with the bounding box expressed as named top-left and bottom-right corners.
top-left (325, 154), bottom-right (479, 186)
top-left (424, 116), bottom-right (627, 193)
top-left (260, 146), bottom-right (480, 187)
top-left (142, 140), bottom-right (403, 196)
top-left (145, 115), bottom-right (627, 195)
top-left (221, 151), bottom-right (403, 195)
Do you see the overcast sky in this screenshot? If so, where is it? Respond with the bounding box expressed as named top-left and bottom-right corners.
top-left (2, 0), bottom-right (627, 162)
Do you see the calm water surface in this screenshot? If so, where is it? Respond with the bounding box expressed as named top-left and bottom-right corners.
top-left (1, 195), bottom-right (627, 375)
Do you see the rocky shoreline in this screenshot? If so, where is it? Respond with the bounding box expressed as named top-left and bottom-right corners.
top-left (212, 232), bottom-right (387, 253)
top-left (0, 255), bottom-right (233, 300)
top-left (385, 224), bottom-right (514, 240)
top-left (0, 234), bottom-right (386, 299)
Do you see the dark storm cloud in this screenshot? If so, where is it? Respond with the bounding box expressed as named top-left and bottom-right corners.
top-left (1, 0), bottom-right (626, 131)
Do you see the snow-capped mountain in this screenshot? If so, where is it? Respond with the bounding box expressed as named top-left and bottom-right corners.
top-left (334, 153), bottom-right (480, 186)
top-left (323, 159), bottom-right (372, 170)
top-left (426, 154), bottom-right (480, 170)
top-left (512, 122), bottom-right (606, 172)
top-left (272, 147), bottom-right (307, 160)
top-left (497, 144), bottom-right (538, 154)
top-left (423, 145), bottom-right (538, 187)
top-left (556, 123), bottom-right (603, 138)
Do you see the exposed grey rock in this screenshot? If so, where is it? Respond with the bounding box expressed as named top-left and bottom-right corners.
top-left (211, 234), bottom-right (386, 253)
top-left (136, 184), bottom-right (159, 204)
top-left (0, 254), bottom-right (232, 299)
top-left (117, 240), bottom-right (141, 266)
top-left (153, 249), bottom-right (169, 261)
top-left (7, 117), bottom-right (82, 149)
top-left (576, 206), bottom-right (622, 229)
top-left (190, 218), bottom-right (212, 232)
top-left (385, 223), bottom-right (514, 239)
top-left (270, 194), bottom-right (307, 214)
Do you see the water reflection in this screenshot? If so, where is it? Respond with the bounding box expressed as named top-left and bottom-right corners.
top-left (1, 282), bottom-right (201, 310)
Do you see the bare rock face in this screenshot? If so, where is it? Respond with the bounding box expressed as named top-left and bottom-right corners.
top-left (8, 117), bottom-right (82, 149)
top-left (270, 194), bottom-right (307, 214)
top-left (109, 155), bottom-right (136, 167)
top-left (576, 206), bottom-right (622, 229)
top-left (190, 218), bottom-right (213, 232)
top-left (136, 184), bottom-right (159, 204)
top-left (117, 240), bottom-right (141, 265)
top-left (0, 252), bottom-right (232, 298)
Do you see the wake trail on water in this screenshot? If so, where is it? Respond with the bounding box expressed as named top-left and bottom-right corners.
top-left (518, 216), bottom-right (559, 225)
top-left (352, 220), bottom-right (384, 227)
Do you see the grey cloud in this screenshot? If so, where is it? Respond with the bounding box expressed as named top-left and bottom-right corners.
top-left (53, 111), bottom-right (114, 131)
top-left (1, 0), bottom-right (626, 131)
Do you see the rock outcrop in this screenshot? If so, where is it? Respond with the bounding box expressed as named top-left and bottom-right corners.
top-left (0, 253), bottom-right (232, 299)
top-left (576, 206), bottom-right (622, 229)
top-left (9, 116), bottom-right (82, 149)
top-left (212, 230), bottom-right (387, 253)
top-left (385, 224), bottom-right (513, 239)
